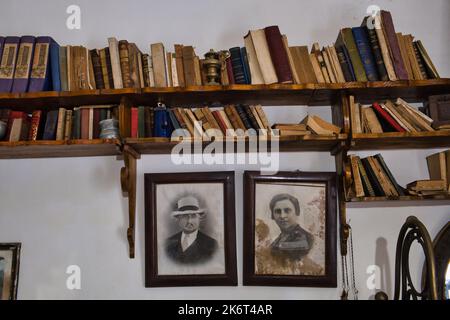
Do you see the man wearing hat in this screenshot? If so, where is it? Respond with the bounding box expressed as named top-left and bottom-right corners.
top-left (165, 195), bottom-right (218, 264)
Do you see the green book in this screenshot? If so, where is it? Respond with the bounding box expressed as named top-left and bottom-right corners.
top-left (336, 28), bottom-right (368, 82)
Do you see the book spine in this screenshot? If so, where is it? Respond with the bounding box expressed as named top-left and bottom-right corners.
top-left (352, 27), bottom-right (379, 81)
top-left (12, 36), bottom-right (36, 93)
top-left (240, 47), bottom-right (251, 84)
top-left (235, 104), bottom-right (253, 130)
top-left (0, 36), bottom-right (21, 92)
top-left (105, 47), bottom-right (115, 89)
top-left (174, 44), bottom-right (185, 87)
top-left (138, 106), bottom-right (145, 138)
top-left (229, 47), bottom-right (246, 84)
top-left (93, 109), bottom-right (101, 139)
top-left (72, 108), bottom-right (81, 139)
top-left (131, 107), bottom-right (138, 138)
top-left (225, 57), bottom-right (235, 84)
top-left (366, 25), bottom-right (389, 81)
top-left (64, 109), bottom-right (73, 140)
top-left (413, 42), bottom-right (428, 80)
top-left (372, 102), bottom-right (406, 132)
top-left (144, 107), bottom-right (153, 137)
top-left (244, 105), bottom-right (260, 130)
top-left (0, 37), bottom-right (4, 68)
top-left (141, 54), bottom-right (150, 87)
top-left (108, 37), bottom-right (123, 89)
top-left (340, 29), bottom-right (368, 82)
top-left (49, 39), bottom-right (61, 91)
top-left (90, 49), bottom-right (105, 89)
top-left (380, 10), bottom-right (409, 80)
top-left (56, 108), bottom-right (66, 140)
top-left (264, 25), bottom-right (293, 83)
top-left (361, 157), bottom-right (385, 196)
top-left (43, 110), bottom-right (58, 140)
top-left (59, 47), bottom-right (68, 91)
top-left (357, 157), bottom-right (376, 197)
top-left (374, 153), bottom-right (405, 196)
top-left (335, 46), bottom-right (355, 82)
top-left (28, 110), bottom-right (42, 141)
top-left (118, 40), bottom-right (132, 88)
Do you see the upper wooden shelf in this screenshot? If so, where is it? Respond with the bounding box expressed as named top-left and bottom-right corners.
top-left (0, 79), bottom-right (449, 109)
top-left (125, 134), bottom-right (348, 155)
top-left (350, 131), bottom-right (450, 150)
top-left (0, 139), bottom-right (121, 159)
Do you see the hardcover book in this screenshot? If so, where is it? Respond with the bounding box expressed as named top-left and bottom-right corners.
top-left (11, 36), bottom-right (36, 93)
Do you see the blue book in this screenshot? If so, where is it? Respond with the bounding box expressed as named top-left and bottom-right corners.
top-left (352, 27), bottom-right (379, 81)
top-left (50, 39), bottom-right (61, 91)
top-left (153, 107), bottom-right (170, 138)
top-left (28, 36), bottom-right (59, 92)
top-left (12, 36), bottom-right (36, 93)
top-left (229, 47), bottom-right (246, 84)
top-left (240, 47), bottom-right (251, 84)
top-left (0, 36), bottom-right (21, 93)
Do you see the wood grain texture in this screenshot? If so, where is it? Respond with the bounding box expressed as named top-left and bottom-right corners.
top-left (0, 79), bottom-right (448, 109)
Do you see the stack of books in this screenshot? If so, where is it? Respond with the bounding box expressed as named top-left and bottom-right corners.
top-left (0, 10), bottom-right (441, 93)
top-left (349, 96), bottom-right (435, 134)
top-left (0, 106), bottom-right (117, 142)
top-left (347, 153), bottom-right (405, 198)
top-left (426, 150), bottom-right (450, 192)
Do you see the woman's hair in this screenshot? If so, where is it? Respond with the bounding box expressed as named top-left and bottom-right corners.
top-left (269, 193), bottom-right (300, 219)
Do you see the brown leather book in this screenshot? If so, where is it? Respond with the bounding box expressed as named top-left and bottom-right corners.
top-left (182, 46), bottom-right (198, 86)
top-left (119, 40), bottom-right (132, 88)
top-left (105, 48), bottom-right (115, 89)
top-left (151, 43), bottom-right (167, 87)
top-left (396, 33), bottom-right (414, 80)
top-left (380, 10), bottom-right (408, 80)
top-left (28, 110), bottom-right (42, 141)
top-left (264, 26), bottom-right (293, 84)
top-left (128, 43), bottom-right (141, 88)
top-left (311, 43), bottom-right (331, 83)
top-left (403, 34), bottom-right (423, 80)
top-left (289, 46), bottom-right (317, 84)
top-left (174, 45), bottom-right (185, 87)
top-left (90, 49), bottom-right (105, 89)
top-left (99, 48), bottom-right (111, 89)
top-left (224, 105), bottom-right (246, 132)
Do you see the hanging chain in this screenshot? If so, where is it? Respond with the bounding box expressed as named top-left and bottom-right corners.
top-left (340, 254), bottom-right (349, 300)
top-left (348, 225), bottom-right (358, 300)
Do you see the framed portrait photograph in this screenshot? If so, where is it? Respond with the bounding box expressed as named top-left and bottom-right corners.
top-left (243, 171), bottom-right (337, 287)
top-left (145, 171), bottom-right (237, 287)
top-left (0, 243), bottom-right (21, 300)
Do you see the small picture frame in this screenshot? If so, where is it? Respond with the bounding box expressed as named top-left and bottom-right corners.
top-left (243, 171), bottom-right (337, 287)
top-left (0, 243), bottom-right (21, 300)
top-left (145, 171), bottom-right (237, 287)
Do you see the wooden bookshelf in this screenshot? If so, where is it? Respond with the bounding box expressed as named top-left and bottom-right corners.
top-left (0, 79), bottom-right (448, 109)
top-left (0, 139), bottom-right (121, 159)
top-left (350, 131), bottom-right (450, 150)
top-left (125, 134), bottom-right (348, 155)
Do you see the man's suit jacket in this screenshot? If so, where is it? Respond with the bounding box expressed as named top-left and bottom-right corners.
top-left (165, 231), bottom-right (218, 264)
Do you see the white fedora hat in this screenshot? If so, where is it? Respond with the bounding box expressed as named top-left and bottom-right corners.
top-left (172, 196), bottom-right (205, 217)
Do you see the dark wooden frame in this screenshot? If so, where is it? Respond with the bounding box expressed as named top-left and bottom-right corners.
top-left (428, 94), bottom-right (450, 128)
top-left (0, 243), bottom-right (21, 300)
top-left (145, 171), bottom-right (237, 287)
top-left (243, 171), bottom-right (337, 287)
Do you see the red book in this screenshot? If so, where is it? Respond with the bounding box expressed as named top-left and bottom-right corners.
top-left (225, 57), bottom-right (235, 84)
top-left (28, 110), bottom-right (42, 140)
top-left (93, 109), bottom-right (101, 139)
top-left (131, 107), bottom-right (138, 138)
top-left (264, 25), bottom-right (293, 84)
top-left (372, 102), bottom-right (406, 132)
top-left (80, 108), bottom-right (90, 139)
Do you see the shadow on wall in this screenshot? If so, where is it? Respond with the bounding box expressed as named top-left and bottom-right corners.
top-left (369, 237), bottom-right (392, 300)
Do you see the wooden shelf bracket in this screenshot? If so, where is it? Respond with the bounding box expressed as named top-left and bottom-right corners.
top-left (120, 144), bottom-right (140, 258)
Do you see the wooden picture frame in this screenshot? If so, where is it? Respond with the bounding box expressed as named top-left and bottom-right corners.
top-left (0, 243), bottom-right (21, 300)
top-left (428, 94), bottom-right (450, 129)
top-left (145, 171), bottom-right (237, 287)
top-left (243, 171), bottom-right (337, 287)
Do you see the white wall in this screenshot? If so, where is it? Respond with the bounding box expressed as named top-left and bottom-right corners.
top-left (0, 0), bottom-right (449, 299)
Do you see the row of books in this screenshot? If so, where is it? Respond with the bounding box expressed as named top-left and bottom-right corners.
top-left (348, 152), bottom-right (450, 199)
top-left (232, 10), bottom-right (439, 85)
top-left (130, 104), bottom-right (342, 140)
top-left (0, 106), bottom-right (117, 142)
top-left (0, 10), bottom-right (440, 93)
top-left (350, 97), bottom-right (434, 134)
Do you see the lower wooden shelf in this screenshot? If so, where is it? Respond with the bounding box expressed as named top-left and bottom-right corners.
top-left (350, 131), bottom-right (450, 150)
top-left (0, 139), bottom-right (121, 159)
top-left (125, 134), bottom-right (348, 154)
top-left (348, 194), bottom-right (450, 202)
